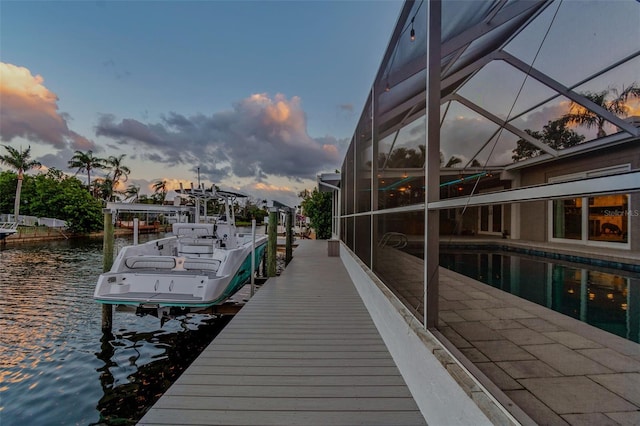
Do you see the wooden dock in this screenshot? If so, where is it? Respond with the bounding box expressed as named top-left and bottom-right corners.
top-left (138, 240), bottom-right (427, 425)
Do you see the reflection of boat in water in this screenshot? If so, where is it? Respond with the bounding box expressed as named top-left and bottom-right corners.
top-left (95, 314), bottom-right (231, 423)
top-left (94, 189), bottom-right (267, 316)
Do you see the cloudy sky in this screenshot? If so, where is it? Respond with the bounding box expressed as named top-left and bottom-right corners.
top-left (2, 1), bottom-right (639, 209)
top-left (0, 1), bottom-right (401, 207)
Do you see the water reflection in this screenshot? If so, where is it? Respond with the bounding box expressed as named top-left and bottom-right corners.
top-left (0, 235), bottom-right (230, 425)
top-left (92, 315), bottom-right (230, 425)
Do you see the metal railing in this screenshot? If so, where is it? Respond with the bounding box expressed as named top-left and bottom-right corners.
top-left (378, 232), bottom-right (408, 249)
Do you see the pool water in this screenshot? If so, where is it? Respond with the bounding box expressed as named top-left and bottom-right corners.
top-left (440, 249), bottom-right (640, 343)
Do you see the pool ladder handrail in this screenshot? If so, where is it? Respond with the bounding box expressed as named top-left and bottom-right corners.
top-left (378, 232), bottom-right (408, 249)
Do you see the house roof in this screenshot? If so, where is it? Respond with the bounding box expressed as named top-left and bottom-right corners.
top-left (318, 172), bottom-right (341, 191)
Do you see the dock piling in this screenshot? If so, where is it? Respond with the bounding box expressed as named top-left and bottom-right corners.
top-left (250, 219), bottom-right (256, 297)
top-left (285, 208), bottom-right (293, 265)
top-left (101, 210), bottom-right (114, 333)
top-left (267, 207), bottom-right (277, 277)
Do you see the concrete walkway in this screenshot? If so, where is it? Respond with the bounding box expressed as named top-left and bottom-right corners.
top-left (140, 240), bottom-right (456, 425)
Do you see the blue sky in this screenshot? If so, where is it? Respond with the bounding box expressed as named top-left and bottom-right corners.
top-left (1, 0), bottom-right (402, 206)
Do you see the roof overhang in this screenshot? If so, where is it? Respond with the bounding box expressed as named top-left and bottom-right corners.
top-left (318, 173), bottom-right (341, 192)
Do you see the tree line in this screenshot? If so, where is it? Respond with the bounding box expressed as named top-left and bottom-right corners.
top-left (512, 84), bottom-right (639, 161)
top-left (0, 149), bottom-right (181, 233)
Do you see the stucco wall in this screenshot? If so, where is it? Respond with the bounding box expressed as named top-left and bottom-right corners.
top-left (519, 143), bottom-right (639, 186)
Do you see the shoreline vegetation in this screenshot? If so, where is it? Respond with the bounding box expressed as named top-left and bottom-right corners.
top-left (1, 225), bottom-right (165, 245)
top-left (2, 223), bottom-right (316, 245)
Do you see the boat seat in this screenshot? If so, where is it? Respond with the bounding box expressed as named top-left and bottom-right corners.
top-left (173, 223), bottom-right (215, 238)
top-left (211, 251), bottom-right (227, 262)
top-left (125, 256), bottom-right (176, 270)
top-left (178, 237), bottom-right (215, 246)
top-left (179, 244), bottom-right (214, 255)
top-left (183, 258), bottom-right (221, 272)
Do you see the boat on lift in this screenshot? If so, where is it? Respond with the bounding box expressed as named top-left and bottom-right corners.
top-left (93, 187), bottom-right (267, 317)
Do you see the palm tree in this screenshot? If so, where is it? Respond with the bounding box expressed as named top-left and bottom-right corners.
top-left (68, 150), bottom-right (105, 188)
top-left (45, 167), bottom-right (65, 181)
top-left (563, 83), bottom-right (640, 138)
top-left (0, 145), bottom-right (41, 221)
top-left (445, 156), bottom-right (462, 168)
top-left (152, 179), bottom-right (168, 204)
top-left (125, 184), bottom-right (140, 203)
top-left (104, 154), bottom-right (131, 193)
top-left (91, 177), bottom-right (114, 201)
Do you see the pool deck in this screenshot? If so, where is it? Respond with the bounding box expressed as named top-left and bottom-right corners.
top-left (359, 237), bottom-right (640, 425)
top-left (437, 267), bottom-right (640, 426)
top-left (138, 240), bottom-right (491, 426)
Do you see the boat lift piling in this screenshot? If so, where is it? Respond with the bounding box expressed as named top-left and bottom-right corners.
top-left (101, 209), bottom-right (114, 333)
top-left (250, 219), bottom-right (256, 297)
top-left (267, 207), bottom-right (278, 277)
top-left (285, 208), bottom-right (293, 265)
top-left (133, 217), bottom-right (139, 245)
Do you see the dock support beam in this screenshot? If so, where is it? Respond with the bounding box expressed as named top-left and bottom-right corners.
top-left (267, 207), bottom-right (277, 277)
top-left (102, 210), bottom-right (114, 333)
top-left (285, 208), bottom-right (293, 265)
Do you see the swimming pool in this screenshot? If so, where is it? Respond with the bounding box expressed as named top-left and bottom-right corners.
top-left (440, 247), bottom-right (639, 343)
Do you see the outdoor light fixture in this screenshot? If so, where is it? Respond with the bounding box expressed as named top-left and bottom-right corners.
top-left (410, 17), bottom-right (415, 41)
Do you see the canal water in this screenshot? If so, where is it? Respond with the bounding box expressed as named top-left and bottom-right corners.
top-left (0, 234), bottom-right (232, 426)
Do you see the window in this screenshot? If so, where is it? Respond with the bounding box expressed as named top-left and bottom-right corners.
top-left (588, 194), bottom-right (629, 243)
top-left (552, 198), bottom-right (582, 240)
top-left (549, 165), bottom-right (631, 247)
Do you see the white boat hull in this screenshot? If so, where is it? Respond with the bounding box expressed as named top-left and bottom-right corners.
top-left (94, 228), bottom-right (267, 309)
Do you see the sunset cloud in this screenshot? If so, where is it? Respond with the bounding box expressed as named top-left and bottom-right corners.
top-left (626, 98), bottom-right (640, 117)
top-left (239, 181), bottom-right (299, 207)
top-left (96, 93), bottom-right (347, 182)
top-left (0, 62), bottom-right (97, 151)
top-left (254, 182), bottom-right (294, 192)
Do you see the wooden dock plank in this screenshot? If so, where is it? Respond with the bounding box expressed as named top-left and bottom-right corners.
top-left (152, 396), bottom-right (422, 411)
top-left (138, 240), bottom-right (426, 425)
top-left (189, 357), bottom-right (397, 367)
top-left (183, 365), bottom-right (405, 376)
top-left (192, 350), bottom-right (393, 359)
top-left (139, 410), bottom-right (427, 426)
top-left (202, 344), bottom-right (390, 352)
top-left (174, 375), bottom-right (410, 387)
top-left (164, 384), bottom-right (414, 398)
